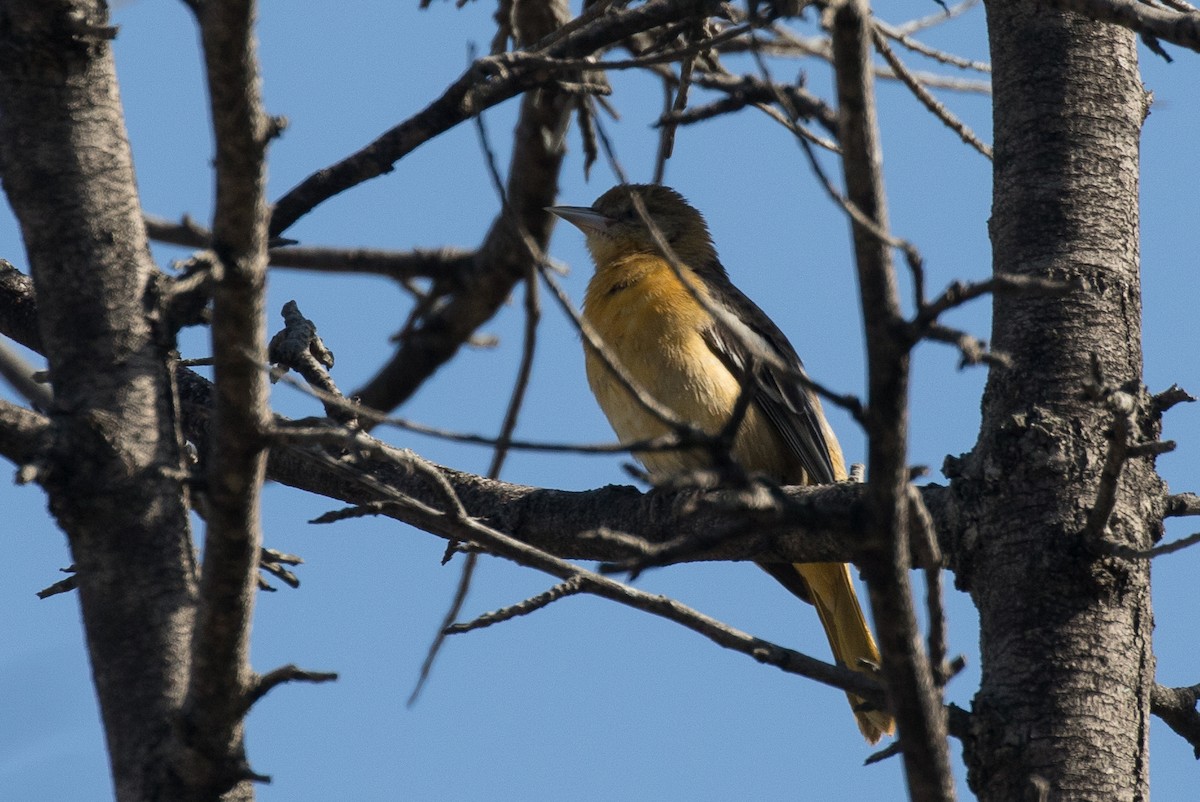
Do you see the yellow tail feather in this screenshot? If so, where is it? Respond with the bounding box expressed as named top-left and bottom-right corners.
top-left (795, 561), bottom-right (895, 744)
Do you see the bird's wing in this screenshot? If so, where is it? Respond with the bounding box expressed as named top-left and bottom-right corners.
top-left (699, 270), bottom-right (838, 486)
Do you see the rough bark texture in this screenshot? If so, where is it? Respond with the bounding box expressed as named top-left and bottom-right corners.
top-left (0, 3), bottom-right (197, 800)
top-left (954, 3), bottom-right (1160, 799)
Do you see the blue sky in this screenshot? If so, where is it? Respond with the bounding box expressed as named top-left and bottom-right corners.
top-left (2, 1), bottom-right (1198, 799)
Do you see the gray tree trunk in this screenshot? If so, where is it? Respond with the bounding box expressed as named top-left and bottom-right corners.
top-left (954, 3), bottom-right (1159, 799)
top-left (0, 3), bottom-right (198, 800)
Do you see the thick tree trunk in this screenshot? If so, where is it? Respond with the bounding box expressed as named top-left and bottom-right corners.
top-left (955, 3), bottom-right (1160, 800)
top-left (0, 4), bottom-right (197, 800)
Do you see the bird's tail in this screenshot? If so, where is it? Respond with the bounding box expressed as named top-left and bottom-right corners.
top-left (796, 561), bottom-right (894, 744)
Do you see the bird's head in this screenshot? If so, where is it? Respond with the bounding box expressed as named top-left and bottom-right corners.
top-left (549, 184), bottom-right (719, 270)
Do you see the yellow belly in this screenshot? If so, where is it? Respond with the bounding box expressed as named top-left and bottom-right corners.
top-left (582, 257), bottom-right (792, 479)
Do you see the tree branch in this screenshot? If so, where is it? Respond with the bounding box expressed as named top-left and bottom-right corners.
top-left (268, 0), bottom-right (723, 238)
top-left (302, 443), bottom-right (890, 707)
top-left (0, 339), bottom-right (51, 410)
top-left (0, 4), bottom-right (200, 800)
top-left (145, 214), bottom-right (475, 282)
top-left (1048, 0), bottom-right (1200, 53)
top-left (353, 0), bottom-right (576, 415)
top-left (181, 0), bottom-right (273, 795)
top-left (1152, 683), bottom-right (1200, 758)
top-left (0, 260), bottom-right (40, 351)
top-left (0, 397), bottom-right (50, 467)
top-left (831, 0), bottom-right (954, 796)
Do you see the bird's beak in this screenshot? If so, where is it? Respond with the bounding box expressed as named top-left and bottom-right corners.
top-left (546, 205), bottom-right (613, 235)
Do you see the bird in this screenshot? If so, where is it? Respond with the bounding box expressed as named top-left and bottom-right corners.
top-left (548, 183), bottom-right (893, 743)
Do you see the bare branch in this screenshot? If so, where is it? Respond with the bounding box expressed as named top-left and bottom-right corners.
top-left (36, 567), bottom-right (78, 600)
top-left (445, 576), bottom-right (586, 634)
top-left (258, 547), bottom-right (302, 589)
top-left (925, 323), bottom-right (1010, 368)
top-left (408, 552), bottom-right (477, 706)
top-left (146, 214), bottom-right (476, 282)
top-left (0, 340), bottom-right (51, 410)
top-left (895, 0), bottom-right (982, 35)
top-left (876, 19), bottom-right (991, 72)
top-left (184, 0), bottom-right (273, 793)
top-left (1046, 0), bottom-right (1200, 53)
top-left (871, 26), bottom-right (992, 159)
top-left (1165, 493), bottom-right (1200, 517)
top-left (1152, 683), bottom-right (1200, 758)
top-left (352, 0), bottom-right (578, 415)
top-left (831, 0), bottom-right (954, 794)
top-left (405, 100), bottom-right (552, 705)
top-left (268, 0), bottom-right (725, 237)
top-left (311, 445), bottom-right (889, 706)
top-left (0, 397), bottom-right (49, 468)
top-left (1110, 530), bottom-right (1200, 559)
top-left (0, 260), bottom-right (41, 351)
top-left (240, 665), bottom-right (339, 717)
top-left (1152, 384), bottom-right (1196, 415)
top-left (680, 71), bottom-right (841, 137)
top-left (916, 273), bottom-right (1071, 325)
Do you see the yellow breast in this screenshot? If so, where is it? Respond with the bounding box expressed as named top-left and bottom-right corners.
top-left (582, 255), bottom-right (792, 479)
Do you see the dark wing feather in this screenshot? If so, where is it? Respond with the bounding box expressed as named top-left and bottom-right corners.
top-left (699, 269), bottom-right (838, 486)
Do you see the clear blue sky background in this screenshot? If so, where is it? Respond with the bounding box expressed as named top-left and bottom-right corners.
top-left (2, 1), bottom-right (1198, 799)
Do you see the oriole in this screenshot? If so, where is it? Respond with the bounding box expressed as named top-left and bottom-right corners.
top-left (549, 184), bottom-right (893, 743)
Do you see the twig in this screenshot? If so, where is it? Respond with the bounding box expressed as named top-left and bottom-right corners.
top-left (1152, 384), bottom-right (1196, 415)
top-left (258, 547), bottom-right (303, 589)
top-left (351, 0), bottom-right (576, 416)
top-left (471, 106), bottom-right (544, 480)
top-left (596, 479), bottom-right (780, 577)
top-left (653, 50), bottom-right (696, 182)
top-left (1111, 530), bottom-right (1200, 559)
top-left (871, 26), bottom-right (992, 159)
top-left (925, 323), bottom-right (1009, 368)
top-left (408, 101), bottom-right (550, 707)
top-left (445, 576), bottom-right (587, 634)
top-left (0, 398), bottom-right (50, 471)
top-left (1159, 0), bottom-right (1200, 13)
top-left (538, 263), bottom-right (701, 433)
top-left (36, 567), bottom-right (78, 600)
top-left (916, 274), bottom-right (1070, 325)
top-left (795, 135), bottom-right (923, 273)
top-left (408, 552), bottom-right (477, 706)
top-left (240, 665), bottom-right (339, 717)
top-left (271, 373), bottom-right (713, 458)
top-left (895, 0), bottom-right (981, 36)
top-left (684, 71), bottom-right (841, 136)
top-left (876, 19), bottom-right (990, 72)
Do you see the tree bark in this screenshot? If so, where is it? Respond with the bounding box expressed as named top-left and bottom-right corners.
top-left (0, 3), bottom-right (197, 800)
top-left (957, 3), bottom-right (1159, 799)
